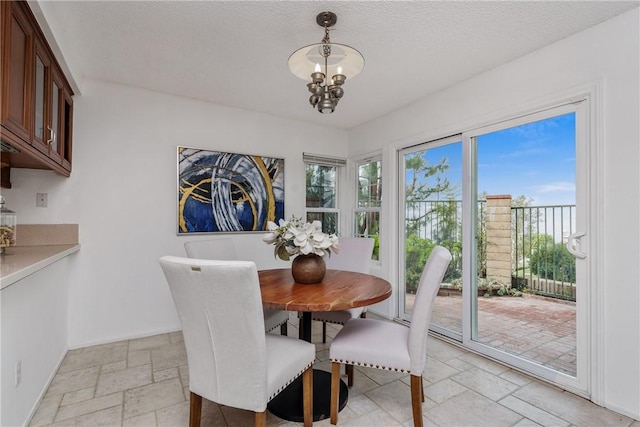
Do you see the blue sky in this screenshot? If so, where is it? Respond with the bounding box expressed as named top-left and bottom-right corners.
top-left (414, 113), bottom-right (576, 206)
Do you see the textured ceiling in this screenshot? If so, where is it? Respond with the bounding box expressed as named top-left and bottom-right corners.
top-left (37, 1), bottom-right (639, 130)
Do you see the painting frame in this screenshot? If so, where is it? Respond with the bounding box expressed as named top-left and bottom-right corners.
top-left (177, 146), bottom-right (285, 234)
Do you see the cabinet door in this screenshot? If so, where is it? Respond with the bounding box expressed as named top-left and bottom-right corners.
top-left (61, 90), bottom-right (73, 171)
top-left (1, 1), bottom-right (33, 142)
top-left (48, 66), bottom-right (65, 165)
top-left (32, 38), bottom-right (51, 156)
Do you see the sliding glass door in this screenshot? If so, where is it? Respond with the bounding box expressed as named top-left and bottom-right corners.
top-left (399, 101), bottom-right (589, 395)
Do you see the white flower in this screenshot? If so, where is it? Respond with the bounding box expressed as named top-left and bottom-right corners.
top-left (262, 215), bottom-right (339, 261)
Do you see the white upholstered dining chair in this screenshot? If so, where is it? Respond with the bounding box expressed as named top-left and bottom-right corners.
top-left (329, 246), bottom-right (452, 427)
top-left (159, 256), bottom-right (315, 427)
top-left (300, 237), bottom-right (375, 343)
top-left (184, 238), bottom-right (291, 335)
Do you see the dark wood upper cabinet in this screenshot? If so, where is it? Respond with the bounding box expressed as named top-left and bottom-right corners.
top-left (1, 0), bottom-right (74, 187)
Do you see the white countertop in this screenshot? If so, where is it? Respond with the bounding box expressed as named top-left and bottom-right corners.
top-left (0, 244), bottom-right (80, 290)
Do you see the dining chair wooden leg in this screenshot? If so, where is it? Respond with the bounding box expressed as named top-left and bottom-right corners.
top-left (420, 376), bottom-right (425, 402)
top-left (302, 366), bottom-right (313, 427)
top-left (346, 364), bottom-right (354, 387)
top-left (255, 411), bottom-right (267, 427)
top-left (410, 375), bottom-right (423, 427)
top-left (322, 321), bottom-right (327, 343)
top-left (330, 362), bottom-right (341, 424)
top-left (189, 392), bottom-right (202, 427)
top-left (280, 321), bottom-right (288, 336)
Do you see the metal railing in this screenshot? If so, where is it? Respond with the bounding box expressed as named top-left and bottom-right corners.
top-left (512, 205), bottom-right (576, 301)
top-left (406, 200), bottom-right (576, 301)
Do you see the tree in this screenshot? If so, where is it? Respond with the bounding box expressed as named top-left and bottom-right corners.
top-left (530, 240), bottom-right (576, 283)
top-left (404, 153), bottom-right (459, 234)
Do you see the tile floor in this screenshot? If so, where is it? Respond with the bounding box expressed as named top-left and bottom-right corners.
top-left (29, 314), bottom-right (638, 427)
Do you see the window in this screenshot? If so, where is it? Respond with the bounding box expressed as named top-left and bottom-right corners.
top-left (355, 157), bottom-right (381, 260)
top-left (304, 153), bottom-right (345, 234)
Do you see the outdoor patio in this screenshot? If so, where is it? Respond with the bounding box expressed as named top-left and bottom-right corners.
top-left (413, 293), bottom-right (577, 375)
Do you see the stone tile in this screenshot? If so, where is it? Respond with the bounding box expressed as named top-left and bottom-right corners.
top-left (343, 392), bottom-right (381, 419)
top-left (500, 395), bottom-right (570, 426)
top-left (168, 330), bottom-right (184, 344)
top-left (458, 352), bottom-right (510, 375)
top-left (514, 418), bottom-right (543, 426)
top-left (96, 364), bottom-right (153, 396)
top-left (513, 381), bottom-right (634, 426)
top-left (424, 378), bottom-right (468, 404)
top-left (365, 379), bottom-right (414, 423)
top-left (452, 366), bottom-right (520, 401)
top-left (47, 366), bottom-right (100, 395)
top-left (155, 398), bottom-right (227, 427)
top-left (154, 367), bottom-right (179, 382)
top-left (54, 392), bottom-right (122, 422)
top-left (217, 406), bottom-right (258, 426)
top-left (29, 393), bottom-right (63, 426)
top-left (122, 411), bottom-right (157, 426)
top-left (60, 387), bottom-right (94, 407)
top-left (499, 368), bottom-right (534, 387)
top-left (358, 366), bottom-right (406, 386)
top-left (58, 343), bottom-right (127, 374)
top-left (155, 400), bottom-right (188, 426)
top-left (178, 364), bottom-right (189, 387)
top-left (341, 369), bottom-right (380, 398)
top-left (423, 356), bottom-right (461, 383)
top-left (128, 349), bottom-right (151, 368)
top-left (426, 336), bottom-right (467, 361)
top-left (128, 333), bottom-right (171, 352)
top-left (50, 405), bottom-right (122, 427)
top-left (339, 407), bottom-right (406, 426)
top-left (426, 390), bottom-right (523, 426)
top-left (445, 357), bottom-right (475, 372)
top-left (123, 378), bottom-right (185, 418)
top-left (101, 360), bottom-right (127, 374)
top-left (150, 341), bottom-right (187, 371)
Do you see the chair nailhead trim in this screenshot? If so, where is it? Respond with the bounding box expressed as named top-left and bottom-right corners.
top-left (330, 358), bottom-right (409, 373)
top-left (268, 362), bottom-right (313, 400)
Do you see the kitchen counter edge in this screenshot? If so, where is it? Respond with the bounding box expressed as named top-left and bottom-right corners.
top-left (1, 244), bottom-right (80, 290)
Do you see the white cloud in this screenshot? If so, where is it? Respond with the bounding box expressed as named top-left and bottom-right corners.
top-left (532, 182), bottom-right (575, 193)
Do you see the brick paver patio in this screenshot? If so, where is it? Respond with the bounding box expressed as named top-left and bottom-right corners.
top-left (409, 293), bottom-right (577, 375)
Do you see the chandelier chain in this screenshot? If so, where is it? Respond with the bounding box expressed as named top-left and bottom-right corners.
top-left (321, 26), bottom-right (331, 57)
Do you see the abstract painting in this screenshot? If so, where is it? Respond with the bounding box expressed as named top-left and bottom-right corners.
top-left (177, 146), bottom-right (285, 233)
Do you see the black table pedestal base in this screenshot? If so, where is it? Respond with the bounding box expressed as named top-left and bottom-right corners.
top-left (267, 369), bottom-right (348, 422)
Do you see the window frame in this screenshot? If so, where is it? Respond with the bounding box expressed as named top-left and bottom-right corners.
top-left (353, 153), bottom-right (382, 261)
top-left (304, 153), bottom-right (346, 235)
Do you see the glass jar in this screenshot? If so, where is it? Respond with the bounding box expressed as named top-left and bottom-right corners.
top-left (0, 196), bottom-right (17, 254)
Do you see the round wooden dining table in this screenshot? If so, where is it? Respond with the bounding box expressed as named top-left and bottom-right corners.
top-left (259, 268), bottom-right (392, 422)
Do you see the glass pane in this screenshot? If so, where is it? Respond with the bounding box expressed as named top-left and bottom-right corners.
top-left (355, 211), bottom-right (380, 260)
top-left (306, 164), bottom-right (336, 208)
top-left (475, 113), bottom-right (577, 376)
top-left (51, 81), bottom-right (60, 152)
top-left (306, 212), bottom-right (337, 234)
top-left (35, 56), bottom-right (45, 140)
top-left (403, 141), bottom-right (463, 332)
top-left (358, 161), bottom-right (381, 208)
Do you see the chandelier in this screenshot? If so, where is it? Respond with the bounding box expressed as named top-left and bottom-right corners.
top-left (288, 12), bottom-right (365, 114)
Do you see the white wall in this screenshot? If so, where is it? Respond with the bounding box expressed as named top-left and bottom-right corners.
top-left (348, 8), bottom-right (639, 420)
top-left (4, 79), bottom-right (349, 348)
top-left (1, 258), bottom-right (70, 427)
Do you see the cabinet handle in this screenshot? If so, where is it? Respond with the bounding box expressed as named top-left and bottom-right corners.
top-left (46, 126), bottom-right (56, 145)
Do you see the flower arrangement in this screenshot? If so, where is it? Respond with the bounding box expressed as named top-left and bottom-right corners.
top-left (262, 215), bottom-right (339, 261)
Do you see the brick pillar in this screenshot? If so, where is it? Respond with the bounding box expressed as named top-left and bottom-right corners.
top-left (485, 195), bottom-right (512, 286)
